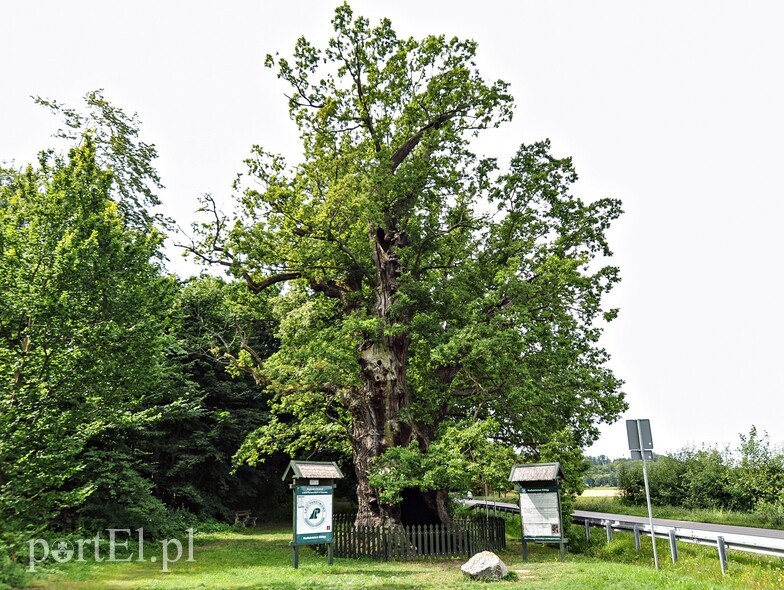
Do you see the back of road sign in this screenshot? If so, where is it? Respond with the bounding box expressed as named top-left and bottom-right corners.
top-left (626, 419), bottom-right (653, 460)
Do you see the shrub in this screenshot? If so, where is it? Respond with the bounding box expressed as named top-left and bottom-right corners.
top-left (727, 427), bottom-right (784, 512)
top-left (647, 456), bottom-right (686, 506)
top-left (617, 461), bottom-right (645, 505)
top-left (0, 540), bottom-right (27, 590)
top-left (679, 448), bottom-right (732, 509)
top-left (616, 428), bottom-right (784, 515)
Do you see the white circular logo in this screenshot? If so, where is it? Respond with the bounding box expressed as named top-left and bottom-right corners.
top-left (52, 540), bottom-right (74, 563)
top-left (302, 499), bottom-right (327, 528)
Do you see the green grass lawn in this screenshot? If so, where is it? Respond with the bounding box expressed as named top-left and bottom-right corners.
top-left (24, 525), bottom-right (784, 590)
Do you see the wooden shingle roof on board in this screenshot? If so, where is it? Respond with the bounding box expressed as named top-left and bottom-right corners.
top-left (282, 460), bottom-right (344, 481)
top-left (508, 462), bottom-right (564, 484)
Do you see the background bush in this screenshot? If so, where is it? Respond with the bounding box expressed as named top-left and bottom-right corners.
top-left (605, 427), bottom-right (784, 524)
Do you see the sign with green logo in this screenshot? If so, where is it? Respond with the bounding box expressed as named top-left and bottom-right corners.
top-left (294, 485), bottom-right (333, 545)
top-left (284, 460), bottom-right (343, 567)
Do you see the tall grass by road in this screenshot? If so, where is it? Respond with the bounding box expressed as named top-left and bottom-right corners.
top-left (576, 496), bottom-right (784, 530)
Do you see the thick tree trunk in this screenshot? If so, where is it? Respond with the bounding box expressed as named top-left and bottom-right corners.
top-left (349, 219), bottom-right (457, 526)
top-left (352, 331), bottom-right (412, 526)
top-left (422, 490), bottom-right (453, 525)
top-left (351, 348), bottom-right (401, 526)
top-left (351, 226), bottom-right (413, 526)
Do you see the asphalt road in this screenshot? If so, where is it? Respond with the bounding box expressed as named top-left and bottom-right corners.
top-left (573, 510), bottom-right (784, 540)
top-left (461, 500), bottom-right (784, 540)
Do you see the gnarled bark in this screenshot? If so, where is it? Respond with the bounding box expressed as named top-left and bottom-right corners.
top-left (351, 222), bottom-right (414, 526)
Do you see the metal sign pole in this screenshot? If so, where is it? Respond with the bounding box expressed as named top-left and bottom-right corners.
top-left (484, 481), bottom-right (489, 523)
top-left (291, 481), bottom-right (299, 569)
top-left (637, 420), bottom-right (659, 570)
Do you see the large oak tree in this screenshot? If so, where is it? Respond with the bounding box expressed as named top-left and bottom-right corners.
top-left (194, 4), bottom-right (626, 525)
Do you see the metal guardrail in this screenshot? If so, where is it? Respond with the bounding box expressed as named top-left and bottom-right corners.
top-left (460, 499), bottom-right (519, 515)
top-left (573, 512), bottom-right (784, 573)
top-left (461, 501), bottom-right (784, 573)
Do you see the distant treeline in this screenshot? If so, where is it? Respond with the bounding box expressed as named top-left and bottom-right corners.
top-left (586, 427), bottom-right (784, 523)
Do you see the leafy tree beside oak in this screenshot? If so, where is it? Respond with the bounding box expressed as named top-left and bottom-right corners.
top-left (0, 95), bottom-right (289, 548)
top-left (192, 4), bottom-right (626, 525)
top-left (0, 108), bottom-right (170, 537)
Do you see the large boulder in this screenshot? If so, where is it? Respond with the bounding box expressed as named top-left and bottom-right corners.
top-left (460, 551), bottom-right (509, 581)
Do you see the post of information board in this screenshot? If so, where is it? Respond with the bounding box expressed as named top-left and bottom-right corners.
top-left (282, 460), bottom-right (344, 568)
top-left (509, 463), bottom-right (567, 561)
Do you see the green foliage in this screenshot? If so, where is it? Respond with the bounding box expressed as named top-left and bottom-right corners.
top-left (650, 456), bottom-right (687, 506)
top-left (728, 426), bottom-right (784, 513)
top-left (233, 287), bottom-right (355, 466)
top-left (369, 419), bottom-right (516, 504)
top-left (678, 448), bottom-right (732, 509)
top-left (158, 276), bottom-right (290, 520)
top-left (0, 539), bottom-right (26, 589)
top-left (33, 90), bottom-right (165, 229)
top-left (615, 427), bottom-right (784, 525)
top-left (584, 455), bottom-right (620, 487)
top-left (617, 457), bottom-right (687, 507)
top-left (0, 96), bottom-right (185, 583)
top-left (195, 4), bottom-right (626, 515)
top-left (616, 460), bottom-right (645, 505)
top-left (1, 132), bottom-right (167, 531)
top-left (2, 93), bottom-right (295, 558)
top-left (539, 428), bottom-right (590, 523)
top-left (75, 449), bottom-right (170, 536)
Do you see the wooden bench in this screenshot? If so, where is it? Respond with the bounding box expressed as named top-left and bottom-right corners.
top-left (233, 510), bottom-right (257, 527)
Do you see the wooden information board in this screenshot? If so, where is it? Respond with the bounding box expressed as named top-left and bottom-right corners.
top-left (519, 486), bottom-right (562, 541)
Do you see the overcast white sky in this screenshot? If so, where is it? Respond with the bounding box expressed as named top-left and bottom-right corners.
top-left (3, 1), bottom-right (783, 459)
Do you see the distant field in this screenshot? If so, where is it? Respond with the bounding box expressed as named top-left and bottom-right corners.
top-left (580, 488), bottom-right (620, 498)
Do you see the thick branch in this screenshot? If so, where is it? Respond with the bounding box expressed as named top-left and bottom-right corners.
top-left (243, 270), bottom-right (301, 293)
top-left (390, 110), bottom-right (457, 172)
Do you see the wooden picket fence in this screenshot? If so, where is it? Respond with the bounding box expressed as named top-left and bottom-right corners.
top-left (332, 514), bottom-right (506, 560)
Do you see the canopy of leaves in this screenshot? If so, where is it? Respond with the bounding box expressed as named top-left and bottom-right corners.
top-left (194, 4), bottom-right (626, 504)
